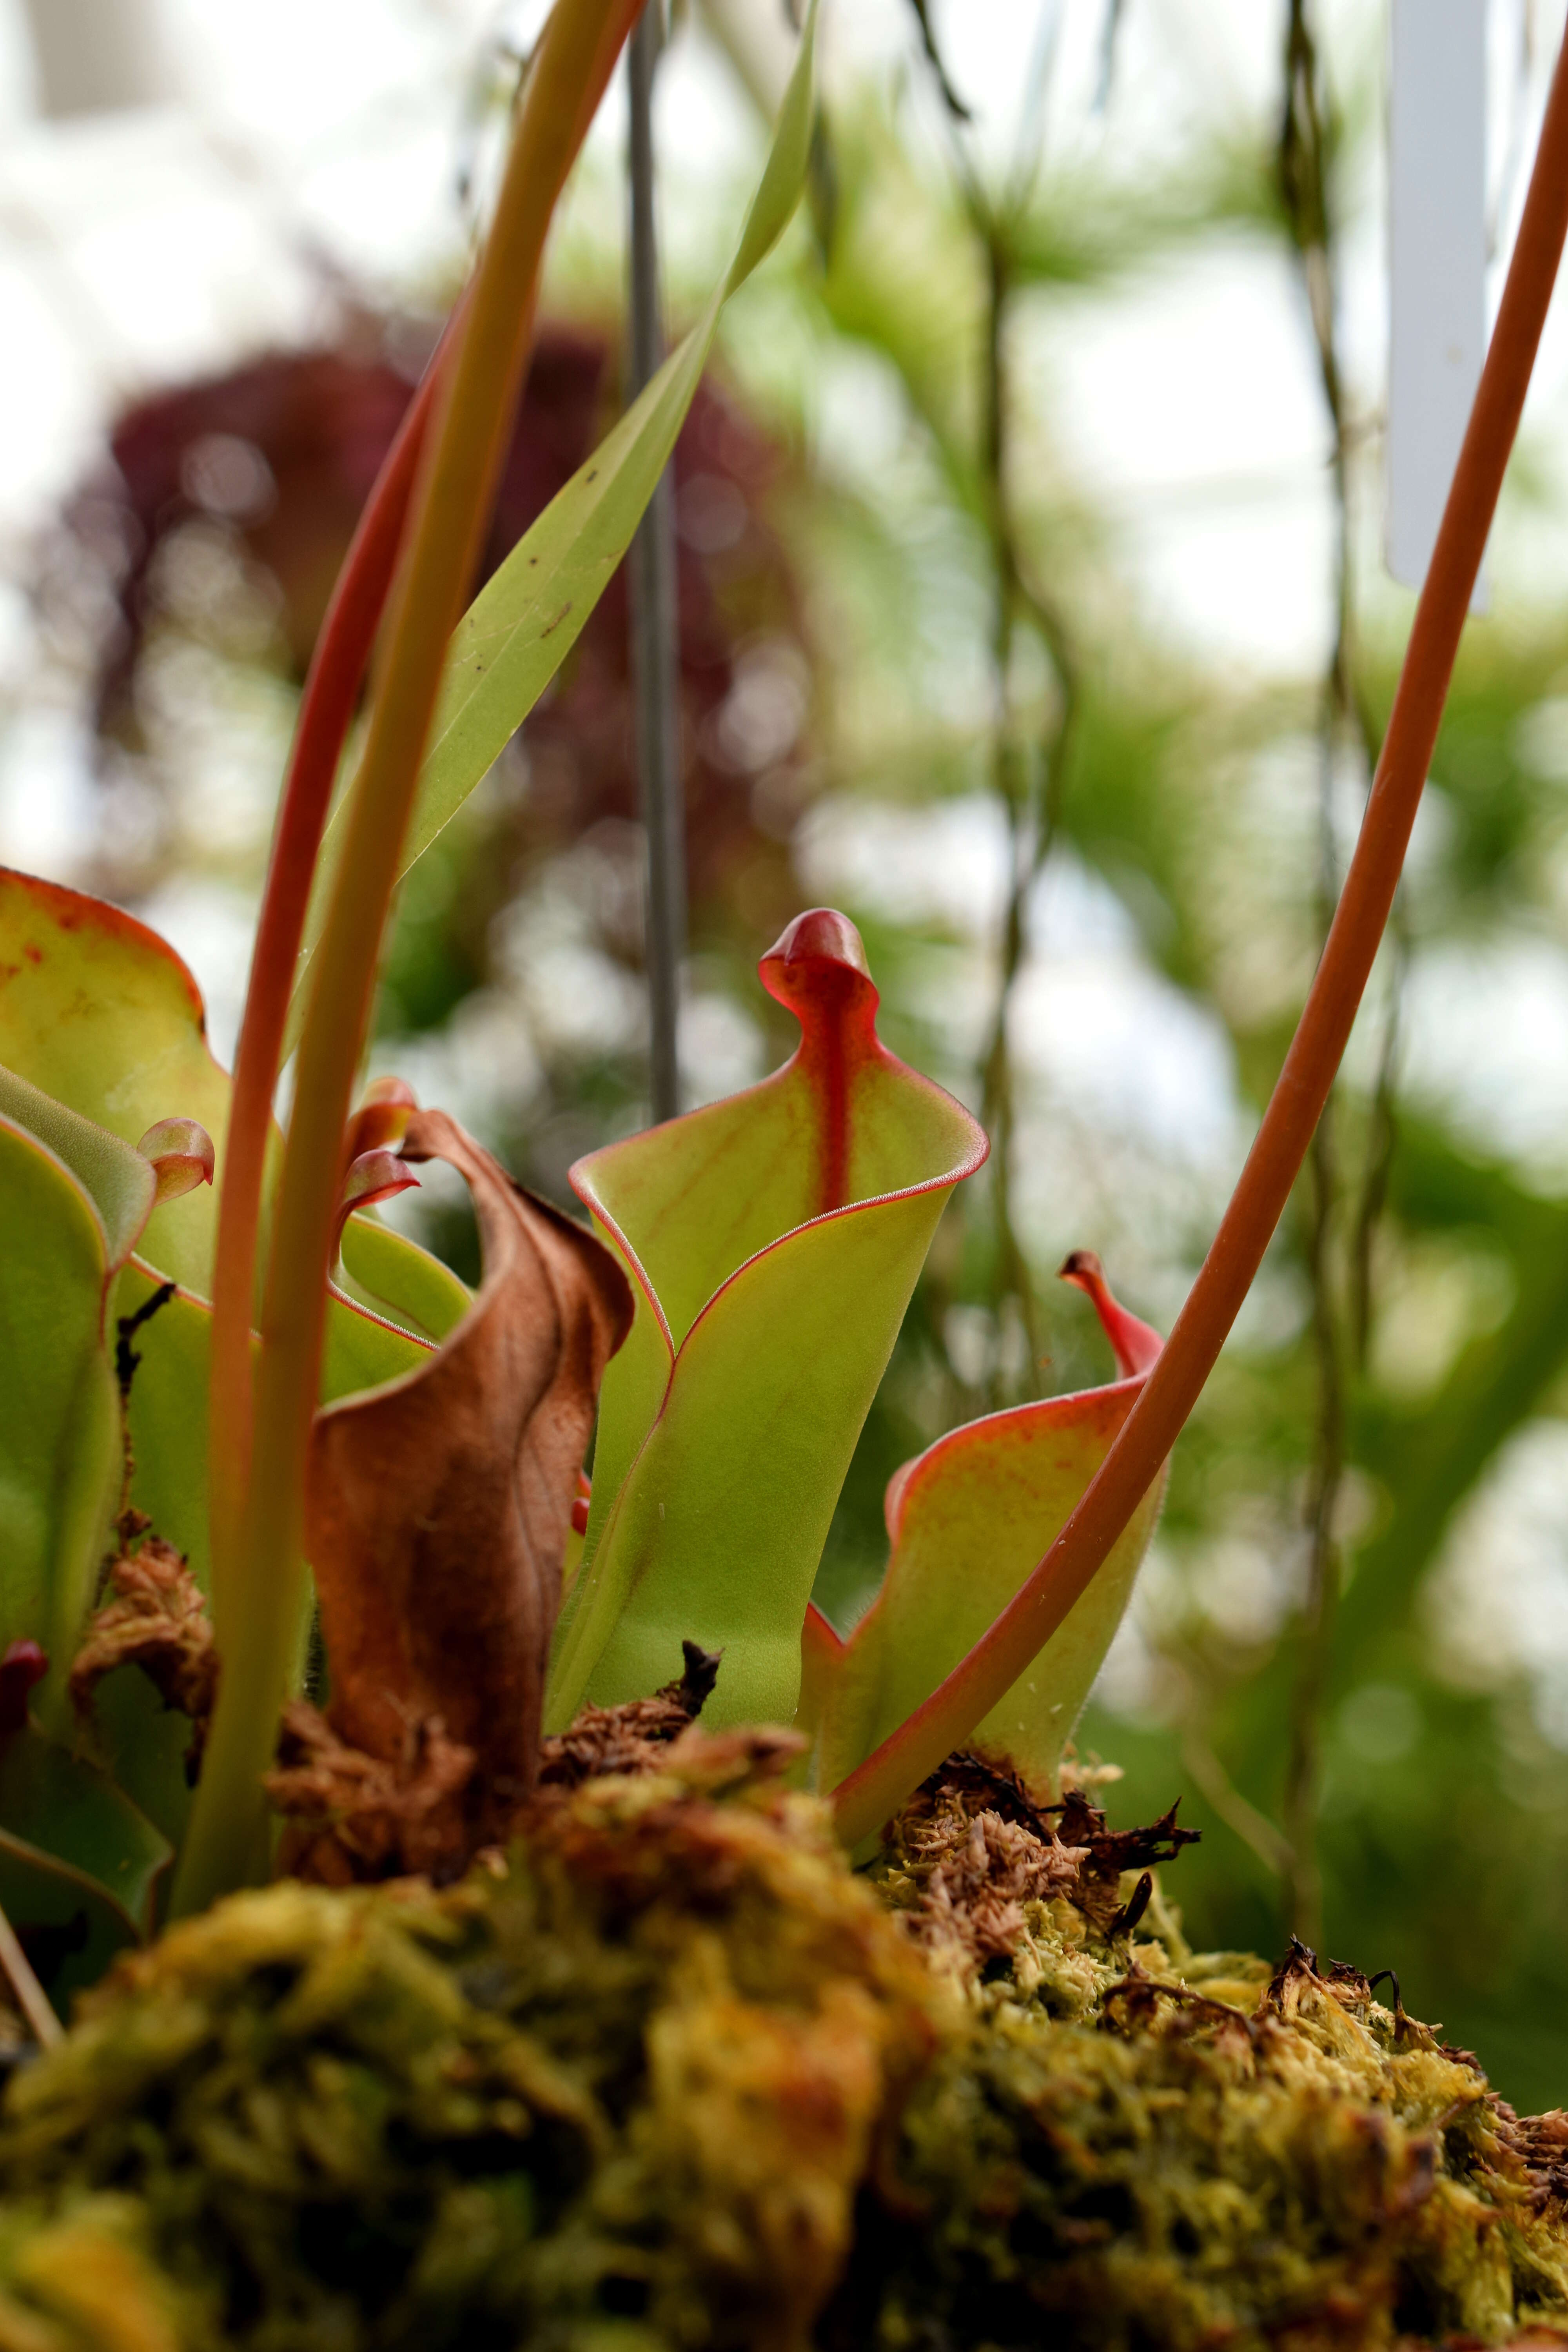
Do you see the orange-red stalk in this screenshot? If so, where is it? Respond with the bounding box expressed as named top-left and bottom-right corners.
top-left (833, 32), bottom-right (1568, 1850)
top-left (203, 332), bottom-right (447, 1628)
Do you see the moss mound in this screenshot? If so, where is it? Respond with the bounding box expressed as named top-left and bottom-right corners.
top-left (1, 1735), bottom-right (1566, 2352)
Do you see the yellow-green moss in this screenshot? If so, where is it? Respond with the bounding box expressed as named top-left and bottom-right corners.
top-left (0, 1731), bottom-right (932, 2352)
top-left (0, 1737), bottom-right (1564, 2352)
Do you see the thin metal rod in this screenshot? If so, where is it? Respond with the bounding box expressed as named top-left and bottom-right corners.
top-left (0, 1895), bottom-right (62, 2049)
top-left (628, 0), bottom-right (685, 1124)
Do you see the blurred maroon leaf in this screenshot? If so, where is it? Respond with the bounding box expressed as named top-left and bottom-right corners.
top-left (63, 324), bottom-right (811, 927)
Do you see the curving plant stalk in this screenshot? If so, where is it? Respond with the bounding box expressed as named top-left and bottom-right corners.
top-left (174, 0), bottom-right (644, 1918)
top-left (203, 327), bottom-right (447, 1638)
top-left (832, 34), bottom-right (1568, 1851)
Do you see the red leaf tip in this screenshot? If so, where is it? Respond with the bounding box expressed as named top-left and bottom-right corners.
top-left (1058, 1247), bottom-right (1103, 1284)
top-left (1058, 1250), bottom-right (1163, 1379)
top-left (764, 907), bottom-right (871, 977)
top-left (759, 907), bottom-right (879, 1036)
top-left (0, 1638), bottom-right (47, 1737)
top-left (346, 1075), bottom-right (419, 1163)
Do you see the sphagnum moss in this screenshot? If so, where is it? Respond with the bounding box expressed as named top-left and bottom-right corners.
top-left (1, 1734), bottom-right (1565, 2352)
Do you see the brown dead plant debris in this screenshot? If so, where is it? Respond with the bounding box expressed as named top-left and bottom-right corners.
top-left (1508, 2108), bottom-right (1568, 2222)
top-left (877, 1752), bottom-right (1201, 1979)
top-left (266, 1699), bottom-right (477, 1885)
top-left (886, 1787), bottom-right (1086, 1973)
top-left (69, 1515), bottom-right (218, 1777)
top-left (1054, 1785), bottom-right (1201, 1933)
top-left (1254, 1938), bottom-right (1568, 2232)
top-left (1098, 1963), bottom-right (1262, 2058)
top-left (539, 1637), bottom-right (723, 1788)
top-left (305, 1107), bottom-right (632, 1858)
top-left (271, 1641), bottom-right (730, 1888)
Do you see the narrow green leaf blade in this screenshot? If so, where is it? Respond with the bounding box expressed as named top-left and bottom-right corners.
top-left (289, 0), bottom-right (821, 1028)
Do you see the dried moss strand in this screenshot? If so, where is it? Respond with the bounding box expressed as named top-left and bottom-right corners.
top-left (832, 29), bottom-right (1568, 1853)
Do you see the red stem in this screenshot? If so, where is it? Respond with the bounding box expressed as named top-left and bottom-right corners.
top-left (832, 32), bottom-right (1568, 1849)
top-left (203, 324), bottom-right (452, 1622)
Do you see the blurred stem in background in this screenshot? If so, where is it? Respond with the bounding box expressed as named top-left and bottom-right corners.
top-left (628, 0), bottom-right (686, 1123)
top-left (913, 0), bottom-right (1081, 1406)
top-left (1276, 0), bottom-right (1401, 1943)
top-left (975, 220), bottom-right (1081, 1403)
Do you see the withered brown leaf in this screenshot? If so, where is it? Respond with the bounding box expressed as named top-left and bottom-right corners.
top-left (306, 1108), bottom-right (632, 1838)
top-left (267, 1698), bottom-right (476, 1885)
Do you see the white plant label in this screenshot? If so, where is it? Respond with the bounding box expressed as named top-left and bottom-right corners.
top-left (1388, 0), bottom-right (1489, 601)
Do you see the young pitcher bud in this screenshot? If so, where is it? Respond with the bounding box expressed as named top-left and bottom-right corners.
top-left (345, 1076), bottom-right (419, 1165)
top-left (334, 1147), bottom-right (421, 1260)
top-left (135, 1118), bottom-right (216, 1205)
